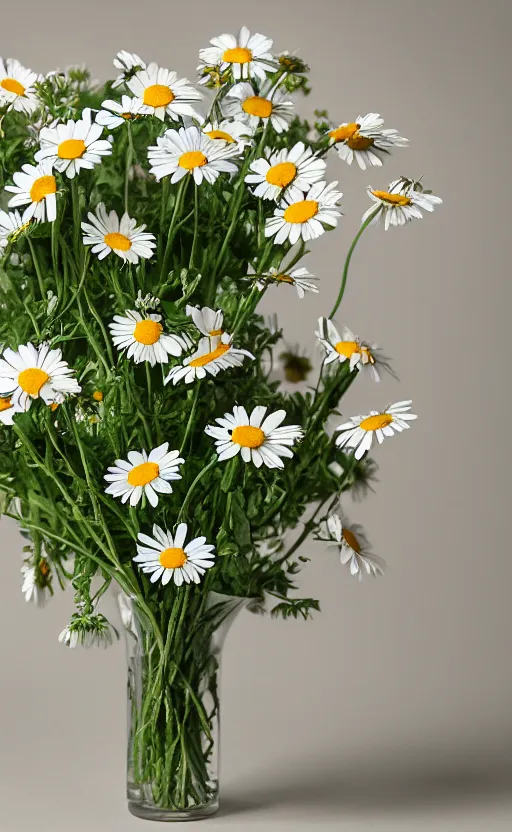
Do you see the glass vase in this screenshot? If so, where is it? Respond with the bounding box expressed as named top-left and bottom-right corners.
top-left (118, 589), bottom-right (247, 821)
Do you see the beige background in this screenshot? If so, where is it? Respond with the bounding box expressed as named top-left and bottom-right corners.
top-left (1, 0), bottom-right (511, 829)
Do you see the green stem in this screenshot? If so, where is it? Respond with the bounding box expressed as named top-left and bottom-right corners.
top-left (328, 207), bottom-right (381, 319)
top-left (189, 183), bottom-right (199, 269)
top-left (27, 239), bottom-right (45, 299)
top-left (180, 382), bottom-right (201, 455)
top-left (177, 456), bottom-right (217, 522)
top-left (124, 121), bottom-right (134, 215)
top-left (160, 177), bottom-right (188, 281)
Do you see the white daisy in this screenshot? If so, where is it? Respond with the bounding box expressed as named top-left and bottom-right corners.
top-left (202, 118), bottom-right (254, 150)
top-left (81, 203), bottom-right (156, 263)
top-left (134, 523), bottom-right (215, 587)
top-left (5, 160), bottom-right (57, 223)
top-left (324, 513), bottom-right (385, 580)
top-left (328, 113), bottom-right (408, 170)
top-left (362, 178), bottom-right (443, 230)
top-left (226, 82), bottom-right (294, 134)
top-left (255, 266), bottom-right (319, 298)
top-left (104, 443), bottom-right (184, 508)
top-left (127, 63), bottom-right (202, 121)
top-left (246, 141), bottom-right (326, 202)
top-left (198, 26), bottom-right (274, 84)
top-left (95, 95), bottom-right (151, 130)
top-left (185, 304), bottom-right (224, 337)
top-left (148, 125), bottom-right (239, 185)
top-left (35, 108), bottom-right (112, 179)
top-left (58, 613), bottom-right (117, 648)
top-left (0, 395), bottom-right (18, 425)
top-left (335, 400), bottom-right (417, 460)
top-left (21, 559), bottom-right (52, 606)
top-left (0, 343), bottom-right (81, 412)
top-left (164, 333), bottom-right (253, 386)
top-left (112, 50), bottom-right (146, 89)
top-left (109, 310), bottom-right (190, 366)
top-left (205, 405), bottom-right (303, 469)
top-left (316, 318), bottom-right (394, 381)
top-left (265, 181), bottom-right (343, 245)
top-left (0, 209), bottom-right (31, 249)
top-left (0, 58), bottom-right (41, 115)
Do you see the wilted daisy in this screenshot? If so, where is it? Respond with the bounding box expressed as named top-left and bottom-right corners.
top-left (95, 95), bottom-right (151, 129)
top-left (148, 126), bottom-right (239, 184)
top-left (104, 443), bottom-right (184, 508)
top-left (316, 318), bottom-right (394, 381)
top-left (256, 266), bottom-right (319, 298)
top-left (165, 333), bottom-right (253, 385)
top-left (335, 401), bottom-right (417, 459)
top-left (81, 203), bottom-right (156, 263)
top-left (21, 559), bottom-right (52, 606)
top-left (0, 343), bottom-right (81, 412)
top-left (226, 82), bottom-right (294, 134)
top-left (186, 304), bottom-right (224, 336)
top-left (112, 50), bottom-right (146, 89)
top-left (0, 58), bottom-right (40, 115)
top-left (109, 310), bottom-right (190, 366)
top-left (198, 27), bottom-right (273, 84)
top-left (35, 108), bottom-right (112, 179)
top-left (323, 513), bottom-right (385, 580)
top-left (265, 181), bottom-right (343, 245)
top-left (328, 113), bottom-right (408, 170)
top-left (246, 142), bottom-right (326, 202)
top-left (205, 405), bottom-right (303, 469)
top-left (5, 160), bottom-right (57, 223)
top-left (362, 178), bottom-right (443, 230)
top-left (0, 395), bottom-right (18, 425)
top-left (134, 523), bottom-right (215, 587)
top-left (202, 118), bottom-right (254, 150)
top-left (0, 209), bottom-right (31, 249)
top-left (59, 612), bottom-right (117, 648)
top-left (127, 63), bottom-right (202, 121)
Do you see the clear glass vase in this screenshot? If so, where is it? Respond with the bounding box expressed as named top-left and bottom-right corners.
top-left (118, 590), bottom-right (247, 822)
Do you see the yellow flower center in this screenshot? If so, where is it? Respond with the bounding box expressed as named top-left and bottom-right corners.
top-left (121, 113), bottom-right (133, 119)
top-left (360, 413), bottom-right (393, 432)
top-left (30, 175), bottom-right (57, 203)
top-left (266, 161), bottom-right (297, 188)
top-left (18, 368), bottom-right (50, 397)
top-left (223, 47), bottom-right (253, 64)
top-left (127, 461), bottom-right (159, 487)
top-left (206, 129), bottom-right (235, 143)
top-left (50, 402), bottom-right (60, 412)
top-left (209, 328), bottom-right (223, 336)
top-left (0, 396), bottom-right (12, 412)
top-left (104, 232), bottom-right (132, 251)
top-left (39, 559), bottom-right (50, 577)
top-left (242, 96), bottom-right (273, 119)
top-left (329, 123), bottom-right (359, 142)
top-left (143, 84), bottom-right (175, 108)
top-left (347, 135), bottom-right (374, 150)
top-left (189, 343), bottom-right (230, 367)
top-left (275, 274), bottom-right (294, 284)
top-left (283, 200), bottom-right (318, 224)
top-left (133, 319), bottom-right (163, 345)
top-left (93, 390), bottom-right (103, 401)
top-left (1, 78), bottom-right (25, 96)
top-left (57, 139), bottom-right (87, 160)
top-left (159, 547), bottom-right (187, 569)
top-left (179, 151), bottom-right (208, 170)
top-left (335, 341), bottom-right (359, 358)
top-left (372, 190), bottom-right (411, 206)
top-left (231, 425), bottom-right (265, 448)
top-left (342, 528), bottom-right (361, 553)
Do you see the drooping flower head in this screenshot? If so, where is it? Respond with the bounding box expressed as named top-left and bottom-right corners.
top-left (335, 401), bottom-right (417, 459)
top-left (95, 95), bottom-right (151, 130)
top-left (362, 177), bottom-right (442, 230)
top-left (164, 333), bottom-right (253, 385)
top-left (316, 318), bottom-right (395, 381)
top-left (112, 50), bottom-right (146, 89)
top-left (328, 113), bottom-right (408, 170)
top-left (323, 512), bottom-right (385, 580)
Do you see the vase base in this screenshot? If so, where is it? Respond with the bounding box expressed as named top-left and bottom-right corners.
top-left (128, 800), bottom-right (220, 822)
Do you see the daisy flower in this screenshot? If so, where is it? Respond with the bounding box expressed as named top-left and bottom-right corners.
top-left (0, 209), bottom-right (31, 249)
top-left (0, 58), bottom-right (41, 115)
top-left (328, 113), bottom-right (408, 170)
top-left (226, 82), bottom-right (294, 134)
top-left (198, 26), bottom-right (274, 84)
top-left (95, 95), bottom-right (151, 130)
top-left (316, 318), bottom-right (394, 381)
top-left (0, 343), bottom-right (81, 412)
top-left (109, 310), bottom-right (190, 366)
top-left (246, 142), bottom-right (326, 202)
top-left (0, 395), bottom-right (18, 425)
top-left (112, 50), bottom-right (146, 89)
top-left (362, 178), bottom-right (443, 230)
top-left (335, 401), bottom-right (417, 460)
top-left (202, 118), bottom-right (254, 150)
top-left (21, 559), bottom-right (52, 606)
top-left (5, 159), bottom-right (57, 223)
top-left (255, 266), bottom-right (319, 299)
top-left (205, 405), bottom-right (303, 469)
top-left (81, 203), bottom-right (156, 263)
top-left (265, 181), bottom-right (343, 245)
top-left (323, 513), bottom-right (385, 580)
top-left (186, 304), bottom-right (224, 337)
top-left (127, 63), bottom-right (202, 121)
top-left (35, 108), bottom-right (112, 179)
top-left (164, 333), bottom-right (253, 386)
top-left (134, 523), bottom-right (215, 587)
top-left (59, 613), bottom-right (117, 648)
top-left (104, 443), bottom-right (184, 508)
top-left (148, 125), bottom-right (239, 185)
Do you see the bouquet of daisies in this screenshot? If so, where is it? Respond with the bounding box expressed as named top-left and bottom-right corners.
top-left (0, 29), bottom-right (440, 814)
